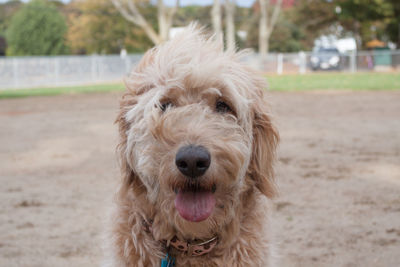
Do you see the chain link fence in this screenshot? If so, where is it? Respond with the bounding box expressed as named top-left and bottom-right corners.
top-left (246, 50), bottom-right (400, 74)
top-left (1, 50), bottom-right (399, 90)
top-left (0, 54), bottom-right (142, 89)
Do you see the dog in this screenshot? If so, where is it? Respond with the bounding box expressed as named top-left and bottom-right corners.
top-left (106, 24), bottom-right (279, 266)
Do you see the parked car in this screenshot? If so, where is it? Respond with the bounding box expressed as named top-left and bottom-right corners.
top-left (310, 47), bottom-right (341, 71)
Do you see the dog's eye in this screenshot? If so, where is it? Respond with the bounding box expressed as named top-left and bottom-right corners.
top-left (216, 100), bottom-right (233, 114)
top-left (160, 101), bottom-right (173, 112)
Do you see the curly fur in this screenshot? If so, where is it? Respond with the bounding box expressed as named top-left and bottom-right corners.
top-left (105, 24), bottom-right (279, 267)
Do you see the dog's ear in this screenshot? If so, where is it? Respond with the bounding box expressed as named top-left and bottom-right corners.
top-left (116, 93), bottom-right (144, 194)
top-left (115, 49), bottom-right (156, 195)
top-left (249, 88), bottom-right (279, 198)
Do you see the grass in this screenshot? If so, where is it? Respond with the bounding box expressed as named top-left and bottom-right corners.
top-left (0, 72), bottom-right (399, 99)
top-left (0, 83), bottom-right (124, 99)
top-left (267, 72), bottom-right (400, 91)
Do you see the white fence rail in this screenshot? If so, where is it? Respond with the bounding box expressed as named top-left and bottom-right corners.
top-left (246, 50), bottom-right (400, 74)
top-left (1, 50), bottom-right (399, 90)
top-left (0, 54), bottom-right (142, 89)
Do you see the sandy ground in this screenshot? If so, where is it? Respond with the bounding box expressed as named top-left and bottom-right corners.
top-left (0, 91), bottom-right (399, 267)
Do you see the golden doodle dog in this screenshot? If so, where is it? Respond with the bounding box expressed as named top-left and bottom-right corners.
top-left (106, 25), bottom-right (279, 267)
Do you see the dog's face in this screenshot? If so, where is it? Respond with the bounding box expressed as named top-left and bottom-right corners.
top-left (117, 28), bottom-right (278, 237)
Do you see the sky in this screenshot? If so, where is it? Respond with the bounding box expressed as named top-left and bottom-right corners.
top-left (0, 0), bottom-right (256, 7)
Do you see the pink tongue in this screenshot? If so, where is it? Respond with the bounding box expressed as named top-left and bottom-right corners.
top-left (175, 190), bottom-right (216, 222)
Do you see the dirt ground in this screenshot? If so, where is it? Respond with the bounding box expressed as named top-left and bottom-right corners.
top-left (0, 91), bottom-right (399, 267)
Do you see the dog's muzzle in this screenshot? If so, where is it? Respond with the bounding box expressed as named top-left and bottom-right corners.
top-left (174, 145), bottom-right (216, 222)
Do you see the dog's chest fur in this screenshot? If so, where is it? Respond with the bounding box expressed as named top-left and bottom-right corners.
top-left (108, 189), bottom-right (274, 267)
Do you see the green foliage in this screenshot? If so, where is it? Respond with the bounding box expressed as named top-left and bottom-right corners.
top-left (67, 0), bottom-right (154, 54)
top-left (385, 0), bottom-right (400, 47)
top-left (6, 0), bottom-right (69, 56)
top-left (0, 36), bottom-right (6, 56)
top-left (175, 5), bottom-right (212, 28)
top-left (286, 0), bottom-right (400, 49)
top-left (270, 19), bottom-right (306, 52)
top-left (2, 0), bottom-right (399, 55)
top-left (336, 0), bottom-right (395, 47)
top-left (0, 0), bottom-right (23, 55)
top-left (291, 0), bottom-right (337, 49)
top-left (244, 8), bottom-right (306, 52)
top-left (0, 0), bottom-right (22, 37)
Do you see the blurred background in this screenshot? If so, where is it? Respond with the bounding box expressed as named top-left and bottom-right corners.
top-left (0, 1), bottom-right (399, 267)
top-left (0, 0), bottom-right (399, 89)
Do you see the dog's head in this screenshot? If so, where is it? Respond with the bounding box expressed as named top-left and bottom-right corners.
top-left (117, 25), bottom-right (278, 237)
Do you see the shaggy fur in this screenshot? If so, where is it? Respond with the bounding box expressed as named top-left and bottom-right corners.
top-left (106, 25), bottom-right (279, 267)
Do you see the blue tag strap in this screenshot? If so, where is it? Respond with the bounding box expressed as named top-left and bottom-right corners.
top-left (161, 253), bottom-right (175, 267)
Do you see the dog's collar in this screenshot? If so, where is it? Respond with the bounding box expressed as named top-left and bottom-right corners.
top-left (142, 219), bottom-right (218, 257)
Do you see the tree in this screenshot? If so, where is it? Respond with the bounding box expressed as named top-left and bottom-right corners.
top-left (0, 0), bottom-right (22, 38)
top-left (385, 0), bottom-right (400, 47)
top-left (0, 36), bottom-right (6, 56)
top-left (211, 0), bottom-right (222, 41)
top-left (174, 5), bottom-right (212, 27)
top-left (291, 0), bottom-right (337, 50)
top-left (259, 0), bottom-right (283, 56)
top-left (225, 0), bottom-right (236, 50)
top-left (246, 9), bottom-right (306, 53)
top-left (6, 0), bottom-right (68, 56)
top-left (111, 0), bottom-right (179, 45)
top-left (66, 0), bottom-right (154, 54)
top-left (0, 0), bottom-right (22, 56)
top-left (336, 0), bottom-right (395, 48)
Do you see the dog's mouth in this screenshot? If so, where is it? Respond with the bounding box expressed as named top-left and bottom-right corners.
top-left (174, 182), bottom-right (216, 223)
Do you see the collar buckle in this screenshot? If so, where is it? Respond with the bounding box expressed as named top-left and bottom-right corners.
top-left (142, 218), bottom-right (218, 257)
top-left (179, 236), bottom-right (218, 257)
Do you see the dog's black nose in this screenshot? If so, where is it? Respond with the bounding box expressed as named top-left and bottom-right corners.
top-left (175, 145), bottom-right (211, 178)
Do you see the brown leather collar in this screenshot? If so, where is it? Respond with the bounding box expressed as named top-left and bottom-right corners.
top-left (142, 219), bottom-right (218, 257)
